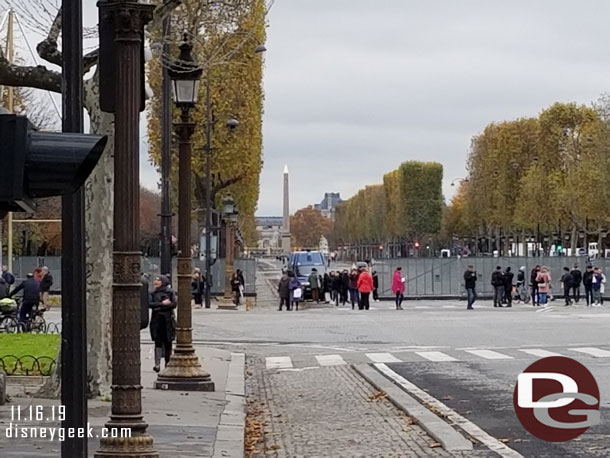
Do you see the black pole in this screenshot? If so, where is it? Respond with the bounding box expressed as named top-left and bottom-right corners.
top-left (95, 1), bottom-right (157, 456)
top-left (204, 73), bottom-right (213, 308)
top-left (61, 0), bottom-right (87, 456)
top-left (159, 14), bottom-right (172, 277)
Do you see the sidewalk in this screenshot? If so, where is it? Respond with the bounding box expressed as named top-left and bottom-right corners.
top-left (0, 345), bottom-right (245, 458)
top-left (245, 356), bottom-right (493, 458)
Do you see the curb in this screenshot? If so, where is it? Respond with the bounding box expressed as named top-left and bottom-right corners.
top-left (6, 375), bottom-right (48, 386)
top-left (353, 364), bottom-right (473, 452)
top-left (212, 352), bottom-right (246, 458)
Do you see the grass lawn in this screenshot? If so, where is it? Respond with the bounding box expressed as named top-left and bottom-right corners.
top-left (0, 334), bottom-right (60, 375)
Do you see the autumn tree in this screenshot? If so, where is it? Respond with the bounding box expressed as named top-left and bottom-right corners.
top-left (383, 170), bottom-right (402, 241)
top-left (140, 187), bottom-right (162, 256)
top-left (332, 161), bottom-right (443, 258)
top-left (290, 206), bottom-right (333, 249)
top-left (398, 161), bottom-right (443, 241)
top-left (0, 0), bottom-right (193, 396)
top-left (441, 180), bottom-right (468, 240)
top-left (456, 100), bottom-right (610, 254)
top-left (147, 0), bottom-right (266, 247)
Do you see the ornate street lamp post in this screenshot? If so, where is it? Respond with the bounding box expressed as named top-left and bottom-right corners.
top-left (155, 37), bottom-right (214, 391)
top-left (222, 195), bottom-right (238, 301)
top-left (95, 0), bottom-right (157, 456)
top-left (203, 43), bottom-right (266, 308)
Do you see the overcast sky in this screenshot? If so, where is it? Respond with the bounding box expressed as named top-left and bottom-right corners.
top-left (12, 1), bottom-right (610, 217)
top-left (252, 0), bottom-right (610, 216)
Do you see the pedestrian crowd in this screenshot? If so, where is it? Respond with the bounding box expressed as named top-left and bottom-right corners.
top-left (463, 263), bottom-right (606, 309)
top-left (277, 264), bottom-right (381, 311)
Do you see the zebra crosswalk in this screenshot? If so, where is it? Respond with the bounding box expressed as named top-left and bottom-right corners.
top-left (263, 345), bottom-right (610, 370)
top-left (315, 354), bottom-right (346, 366)
top-left (464, 349), bottom-right (514, 360)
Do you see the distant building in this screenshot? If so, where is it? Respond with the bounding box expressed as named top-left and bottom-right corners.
top-left (255, 217), bottom-right (283, 253)
top-left (253, 165), bottom-right (291, 256)
top-left (314, 192), bottom-right (342, 221)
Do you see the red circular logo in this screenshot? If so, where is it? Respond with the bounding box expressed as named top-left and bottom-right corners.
top-left (513, 356), bottom-right (600, 442)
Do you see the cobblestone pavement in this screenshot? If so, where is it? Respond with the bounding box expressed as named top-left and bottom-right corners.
top-left (254, 259), bottom-right (280, 310)
top-left (246, 356), bottom-right (495, 457)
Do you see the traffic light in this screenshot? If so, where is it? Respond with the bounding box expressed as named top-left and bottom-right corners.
top-left (414, 241), bottom-right (420, 249)
top-left (0, 114), bottom-right (107, 213)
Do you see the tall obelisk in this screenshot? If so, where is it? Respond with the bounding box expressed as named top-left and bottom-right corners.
top-left (281, 165), bottom-right (291, 253)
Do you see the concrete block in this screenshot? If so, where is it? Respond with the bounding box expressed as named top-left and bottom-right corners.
top-left (0, 370), bottom-right (6, 405)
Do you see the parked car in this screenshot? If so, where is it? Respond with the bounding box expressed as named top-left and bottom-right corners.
top-left (289, 250), bottom-right (326, 299)
top-left (355, 261), bottom-right (368, 270)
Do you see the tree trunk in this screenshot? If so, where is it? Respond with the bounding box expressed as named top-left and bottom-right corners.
top-left (571, 226), bottom-right (577, 254)
top-left (37, 344), bottom-right (61, 398)
top-left (82, 74), bottom-right (113, 397)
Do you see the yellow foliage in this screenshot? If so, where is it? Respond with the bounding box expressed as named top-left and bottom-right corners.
top-left (147, 0), bottom-right (266, 245)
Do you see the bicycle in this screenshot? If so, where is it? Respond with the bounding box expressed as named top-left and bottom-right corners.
top-left (12, 297), bottom-right (47, 333)
top-left (515, 283), bottom-right (531, 304)
top-left (29, 304), bottom-right (47, 333)
top-left (0, 298), bottom-right (19, 333)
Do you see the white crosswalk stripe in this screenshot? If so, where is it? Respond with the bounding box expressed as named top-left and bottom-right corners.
top-left (415, 351), bottom-right (459, 362)
top-left (464, 349), bottom-right (514, 360)
top-left (519, 348), bottom-right (563, 358)
top-left (263, 345), bottom-right (610, 370)
top-left (266, 356), bottom-right (293, 369)
top-left (315, 354), bottom-right (347, 366)
top-left (519, 349), bottom-right (563, 358)
top-left (366, 352), bottom-right (402, 363)
top-left (569, 347), bottom-right (610, 358)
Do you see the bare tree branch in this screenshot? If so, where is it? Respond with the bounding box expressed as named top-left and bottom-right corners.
top-left (211, 173), bottom-right (246, 203)
top-left (35, 7), bottom-right (97, 74)
top-left (35, 6), bottom-right (62, 65)
top-left (0, 57), bottom-right (61, 92)
top-left (194, 172), bottom-right (245, 211)
top-left (151, 0), bottom-right (182, 29)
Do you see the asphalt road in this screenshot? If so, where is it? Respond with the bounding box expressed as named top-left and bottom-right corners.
top-left (203, 259), bottom-right (610, 457)
top-left (42, 259), bottom-right (610, 456)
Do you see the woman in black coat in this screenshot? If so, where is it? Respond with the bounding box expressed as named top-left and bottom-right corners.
top-left (191, 271), bottom-right (204, 308)
top-left (231, 270), bottom-right (246, 305)
top-left (340, 270), bottom-right (349, 305)
top-left (149, 275), bottom-right (176, 372)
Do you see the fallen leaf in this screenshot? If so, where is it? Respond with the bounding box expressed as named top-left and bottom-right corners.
top-left (368, 391), bottom-right (388, 402)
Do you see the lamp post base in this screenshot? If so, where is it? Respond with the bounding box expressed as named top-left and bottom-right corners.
top-left (154, 351), bottom-right (215, 391)
top-left (217, 303), bottom-right (239, 310)
top-left (95, 433), bottom-right (158, 458)
top-left (218, 292), bottom-right (238, 310)
top-left (155, 375), bottom-right (215, 391)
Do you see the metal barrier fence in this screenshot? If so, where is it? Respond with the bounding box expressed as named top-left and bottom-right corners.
top-left (0, 355), bottom-right (56, 376)
top-left (10, 256), bottom-right (257, 296)
top-left (141, 257), bottom-right (257, 296)
top-left (367, 256), bottom-right (610, 299)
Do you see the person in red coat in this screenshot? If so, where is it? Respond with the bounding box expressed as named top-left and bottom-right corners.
top-left (356, 268), bottom-right (374, 310)
top-left (33, 268), bottom-right (44, 283)
top-left (391, 267), bottom-right (405, 310)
